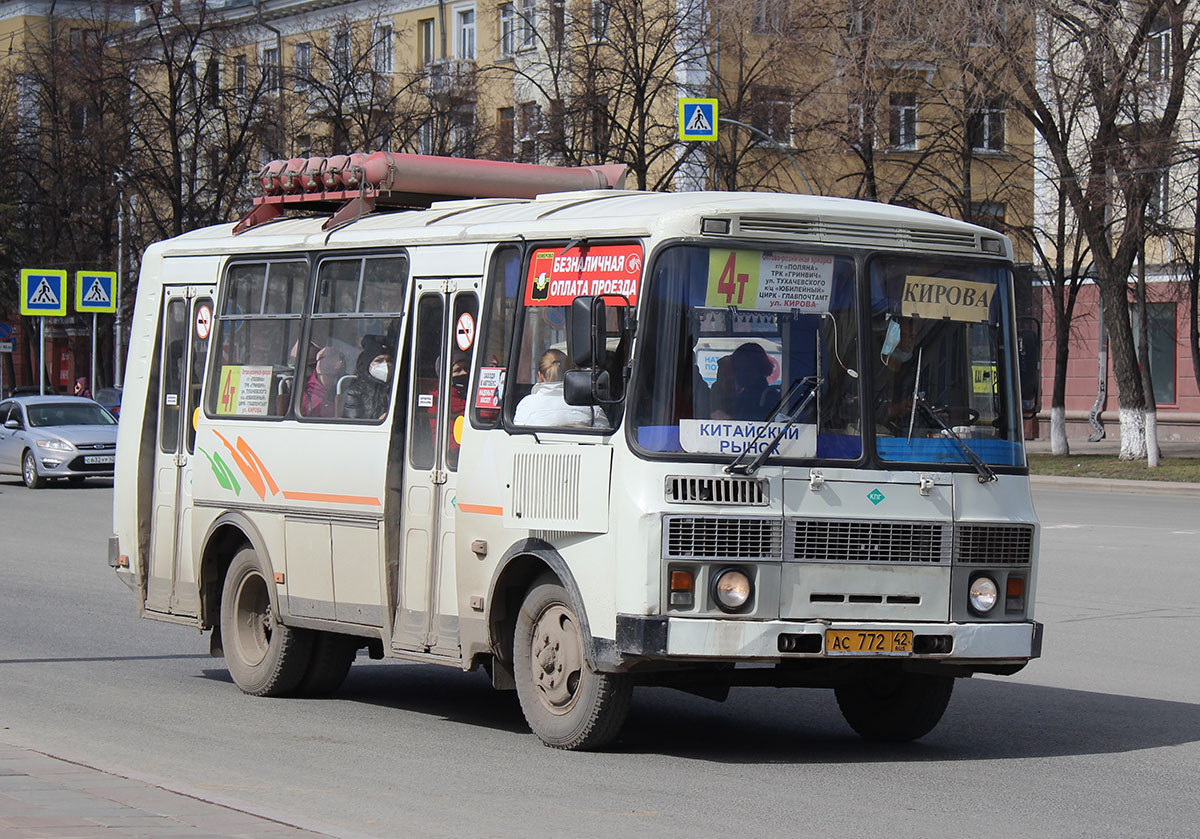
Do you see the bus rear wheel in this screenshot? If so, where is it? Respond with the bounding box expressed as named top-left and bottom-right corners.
top-left (513, 575), bottom-right (632, 750)
top-left (220, 547), bottom-right (312, 697)
top-left (296, 632), bottom-right (358, 697)
top-left (835, 669), bottom-right (954, 742)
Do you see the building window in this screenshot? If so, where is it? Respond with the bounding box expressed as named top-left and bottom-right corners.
top-left (262, 46), bottom-right (280, 94)
top-left (753, 0), bottom-right (790, 33)
top-left (750, 87), bottom-right (793, 145)
top-left (454, 6), bottom-right (476, 60)
top-left (518, 101), bottom-right (540, 162)
top-left (1132, 302), bottom-right (1177, 404)
top-left (969, 201), bottom-right (1005, 230)
top-left (204, 58), bottom-right (220, 106)
top-left (374, 25), bottom-right (393, 75)
top-left (848, 0), bottom-right (873, 35)
top-left (332, 31), bottom-right (351, 78)
top-left (419, 19), bottom-right (436, 65)
top-left (234, 54), bottom-right (247, 97)
top-left (848, 102), bottom-right (873, 150)
top-left (1149, 23), bottom-right (1171, 83)
top-left (1146, 167), bottom-right (1170, 226)
top-left (968, 97), bottom-right (1005, 152)
top-left (889, 92), bottom-right (917, 149)
top-left (497, 107), bottom-right (515, 159)
top-left (451, 104), bottom-right (476, 155)
top-left (590, 0), bottom-right (609, 41)
top-left (550, 0), bottom-right (565, 45)
top-left (500, 4), bottom-right (517, 55)
top-left (294, 42), bottom-right (312, 91)
top-left (520, 0), bottom-right (537, 48)
top-left (418, 120), bottom-right (434, 155)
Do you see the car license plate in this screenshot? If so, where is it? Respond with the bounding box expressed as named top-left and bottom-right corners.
top-left (84, 455), bottom-right (115, 465)
top-left (825, 629), bottom-right (913, 656)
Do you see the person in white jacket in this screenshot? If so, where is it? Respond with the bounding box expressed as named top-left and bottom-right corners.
top-left (514, 348), bottom-right (599, 427)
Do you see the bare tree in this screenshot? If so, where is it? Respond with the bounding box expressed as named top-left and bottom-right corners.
top-left (1004, 0), bottom-right (1200, 459)
top-left (120, 3), bottom-right (280, 242)
top-left (288, 15), bottom-right (429, 156)
top-left (485, 0), bottom-right (710, 189)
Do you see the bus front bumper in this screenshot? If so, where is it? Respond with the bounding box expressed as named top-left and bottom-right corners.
top-left (614, 615), bottom-right (1042, 664)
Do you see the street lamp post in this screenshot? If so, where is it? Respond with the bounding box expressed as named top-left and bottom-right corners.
top-left (114, 170), bottom-right (126, 389)
top-left (717, 117), bottom-right (813, 194)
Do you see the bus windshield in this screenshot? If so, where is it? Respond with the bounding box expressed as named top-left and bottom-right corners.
top-left (869, 256), bottom-right (1023, 467)
top-left (631, 245), bottom-right (862, 461)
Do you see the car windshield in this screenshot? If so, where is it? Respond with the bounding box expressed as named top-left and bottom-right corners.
top-left (26, 402), bottom-right (116, 427)
top-left (869, 256), bottom-right (1023, 467)
top-left (631, 245), bottom-right (862, 462)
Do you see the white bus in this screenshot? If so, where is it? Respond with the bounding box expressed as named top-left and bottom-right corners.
top-left (111, 153), bottom-right (1040, 750)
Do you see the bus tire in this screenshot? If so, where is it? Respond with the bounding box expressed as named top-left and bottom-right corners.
top-left (296, 632), bottom-right (357, 697)
top-left (220, 547), bottom-right (312, 697)
top-left (835, 670), bottom-right (954, 742)
top-left (22, 451), bottom-right (45, 489)
top-left (513, 575), bottom-right (632, 750)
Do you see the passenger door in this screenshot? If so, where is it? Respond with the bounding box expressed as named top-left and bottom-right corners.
top-left (0, 402), bottom-right (15, 471)
top-left (146, 288), bottom-right (214, 616)
top-left (394, 280), bottom-right (480, 655)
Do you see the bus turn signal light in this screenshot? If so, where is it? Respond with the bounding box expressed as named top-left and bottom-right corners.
top-left (669, 569), bottom-right (694, 608)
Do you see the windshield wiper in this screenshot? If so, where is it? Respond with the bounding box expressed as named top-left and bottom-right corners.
top-left (912, 393), bottom-right (997, 483)
top-left (725, 376), bottom-right (822, 476)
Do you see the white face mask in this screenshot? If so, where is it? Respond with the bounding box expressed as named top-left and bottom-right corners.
top-left (369, 361), bottom-right (390, 382)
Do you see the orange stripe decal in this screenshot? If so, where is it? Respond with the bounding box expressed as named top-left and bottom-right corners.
top-left (281, 491), bottom-right (382, 506)
top-left (459, 503), bottom-right (504, 516)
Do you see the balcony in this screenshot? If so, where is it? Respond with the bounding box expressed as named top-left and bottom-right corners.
top-left (426, 59), bottom-right (477, 101)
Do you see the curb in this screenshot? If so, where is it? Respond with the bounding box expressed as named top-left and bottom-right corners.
top-left (1029, 473), bottom-right (1200, 497)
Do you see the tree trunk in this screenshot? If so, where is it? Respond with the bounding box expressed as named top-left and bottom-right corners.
top-left (1137, 243), bottom-right (1159, 468)
top-left (1095, 278), bottom-right (1146, 460)
top-left (1051, 304), bottom-right (1071, 455)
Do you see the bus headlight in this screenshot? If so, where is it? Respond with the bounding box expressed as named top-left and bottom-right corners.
top-left (713, 568), bottom-right (752, 612)
top-left (968, 575), bottom-right (999, 614)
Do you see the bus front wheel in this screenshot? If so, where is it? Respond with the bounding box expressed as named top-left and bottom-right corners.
top-left (220, 547), bottom-right (312, 697)
top-left (835, 669), bottom-right (954, 742)
top-left (513, 575), bottom-right (632, 750)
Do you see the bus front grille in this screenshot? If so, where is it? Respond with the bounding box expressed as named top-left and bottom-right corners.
top-left (665, 476), bottom-right (768, 506)
top-left (790, 519), bottom-right (950, 564)
top-left (664, 516), bottom-right (783, 560)
top-left (954, 524), bottom-right (1034, 564)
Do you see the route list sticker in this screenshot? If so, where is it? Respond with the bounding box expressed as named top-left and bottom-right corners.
top-left (705, 250), bottom-right (834, 313)
top-left (216, 366), bottom-right (272, 416)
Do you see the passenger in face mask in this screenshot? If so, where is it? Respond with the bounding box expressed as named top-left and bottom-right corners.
top-left (343, 335), bottom-right (394, 420)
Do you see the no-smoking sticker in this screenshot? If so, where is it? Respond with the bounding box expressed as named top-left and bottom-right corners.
top-left (195, 304), bottom-right (213, 340)
top-left (455, 311), bottom-right (475, 351)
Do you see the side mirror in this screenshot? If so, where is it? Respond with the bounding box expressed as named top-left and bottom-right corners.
top-left (1017, 317), bottom-right (1041, 418)
top-left (4, 418), bottom-right (18, 429)
top-left (563, 368), bottom-right (612, 407)
top-left (568, 296), bottom-right (608, 369)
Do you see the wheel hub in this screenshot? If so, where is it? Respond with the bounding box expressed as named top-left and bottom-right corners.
top-left (530, 604), bottom-right (583, 715)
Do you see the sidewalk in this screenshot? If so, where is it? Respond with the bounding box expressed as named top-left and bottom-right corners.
top-left (0, 739), bottom-right (350, 839)
top-left (1025, 437), bottom-right (1200, 495)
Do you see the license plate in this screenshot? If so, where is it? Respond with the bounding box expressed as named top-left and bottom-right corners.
top-left (84, 455), bottom-right (115, 465)
top-left (825, 629), bottom-right (913, 656)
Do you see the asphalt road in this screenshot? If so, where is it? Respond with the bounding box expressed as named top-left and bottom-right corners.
top-left (1, 478), bottom-right (1197, 838)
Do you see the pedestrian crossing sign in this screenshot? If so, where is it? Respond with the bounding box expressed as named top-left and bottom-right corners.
top-left (76, 270), bottom-right (118, 314)
top-left (20, 269), bottom-right (68, 317)
top-left (679, 98), bottom-right (718, 142)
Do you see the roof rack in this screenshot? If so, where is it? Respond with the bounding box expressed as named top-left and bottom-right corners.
top-left (233, 152), bottom-right (629, 234)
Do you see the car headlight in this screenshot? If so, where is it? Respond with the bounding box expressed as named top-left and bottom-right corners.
top-left (968, 575), bottom-right (999, 614)
top-left (36, 439), bottom-right (73, 452)
top-left (713, 568), bottom-right (752, 612)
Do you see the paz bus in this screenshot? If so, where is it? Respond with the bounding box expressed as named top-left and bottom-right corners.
top-left (110, 152), bottom-right (1040, 750)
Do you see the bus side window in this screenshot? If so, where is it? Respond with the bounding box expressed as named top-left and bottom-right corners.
top-left (207, 260), bottom-right (306, 419)
top-left (302, 255), bottom-right (406, 423)
top-left (471, 246), bottom-right (520, 429)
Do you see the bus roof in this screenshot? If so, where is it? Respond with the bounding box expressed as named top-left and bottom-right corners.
top-left (146, 189), bottom-right (1013, 261)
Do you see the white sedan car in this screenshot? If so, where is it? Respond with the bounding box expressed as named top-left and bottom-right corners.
top-left (0, 396), bottom-right (118, 487)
